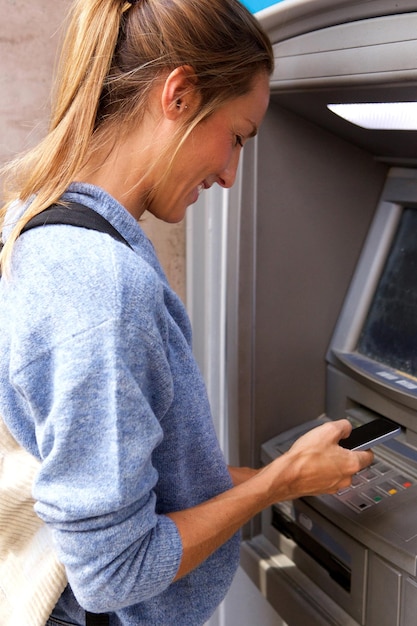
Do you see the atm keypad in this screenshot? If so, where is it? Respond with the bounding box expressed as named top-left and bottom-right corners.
top-left (335, 461), bottom-right (414, 512)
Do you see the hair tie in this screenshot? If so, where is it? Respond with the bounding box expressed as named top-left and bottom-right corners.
top-left (122, 0), bottom-right (139, 12)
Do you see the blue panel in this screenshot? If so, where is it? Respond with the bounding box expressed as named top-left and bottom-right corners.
top-left (241, 0), bottom-right (283, 13)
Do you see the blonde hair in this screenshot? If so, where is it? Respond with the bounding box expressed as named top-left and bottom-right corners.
top-left (0, 0), bottom-right (273, 271)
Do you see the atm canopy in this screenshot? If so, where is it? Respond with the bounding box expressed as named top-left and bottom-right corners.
top-left (259, 1), bottom-right (417, 162)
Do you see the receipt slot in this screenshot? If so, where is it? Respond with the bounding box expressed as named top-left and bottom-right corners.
top-left (224, 2), bottom-right (417, 624)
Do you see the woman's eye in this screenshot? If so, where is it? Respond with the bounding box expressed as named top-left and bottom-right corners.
top-left (236, 135), bottom-right (243, 148)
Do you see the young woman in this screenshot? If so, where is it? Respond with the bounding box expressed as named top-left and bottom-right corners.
top-left (0, 0), bottom-right (373, 624)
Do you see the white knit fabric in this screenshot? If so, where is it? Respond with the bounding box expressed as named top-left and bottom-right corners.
top-left (0, 418), bottom-right (67, 626)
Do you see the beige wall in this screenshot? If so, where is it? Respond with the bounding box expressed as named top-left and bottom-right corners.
top-left (0, 0), bottom-right (186, 302)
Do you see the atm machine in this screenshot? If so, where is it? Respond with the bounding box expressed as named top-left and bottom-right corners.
top-left (225, 1), bottom-right (417, 624)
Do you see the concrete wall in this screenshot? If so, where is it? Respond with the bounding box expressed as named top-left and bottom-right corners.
top-left (0, 0), bottom-right (186, 301)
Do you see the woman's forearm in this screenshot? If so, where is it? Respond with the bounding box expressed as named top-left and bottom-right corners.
top-left (167, 459), bottom-right (283, 581)
top-left (168, 419), bottom-right (373, 581)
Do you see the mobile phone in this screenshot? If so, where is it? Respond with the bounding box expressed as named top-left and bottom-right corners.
top-left (339, 417), bottom-right (401, 451)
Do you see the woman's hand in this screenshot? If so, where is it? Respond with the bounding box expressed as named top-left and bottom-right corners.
top-left (259, 419), bottom-right (374, 502)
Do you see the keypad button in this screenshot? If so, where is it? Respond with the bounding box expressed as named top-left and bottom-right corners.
top-left (358, 468), bottom-right (378, 482)
top-left (351, 475), bottom-right (365, 488)
top-left (378, 481), bottom-right (399, 496)
top-left (345, 494), bottom-right (373, 512)
top-left (362, 487), bottom-right (387, 504)
top-left (373, 462), bottom-right (391, 475)
top-left (336, 486), bottom-right (351, 496)
top-left (391, 475), bottom-right (413, 489)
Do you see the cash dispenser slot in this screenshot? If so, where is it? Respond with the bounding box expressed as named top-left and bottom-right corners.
top-left (272, 506), bottom-right (351, 592)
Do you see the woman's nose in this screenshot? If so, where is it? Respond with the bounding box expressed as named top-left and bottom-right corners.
top-left (217, 152), bottom-right (240, 189)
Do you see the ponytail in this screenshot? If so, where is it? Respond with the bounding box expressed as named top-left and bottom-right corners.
top-left (0, 0), bottom-right (126, 270)
top-left (51, 0), bottom-right (122, 132)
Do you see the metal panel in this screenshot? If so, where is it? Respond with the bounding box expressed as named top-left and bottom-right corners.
top-left (401, 577), bottom-right (417, 626)
top-left (269, 13), bottom-right (417, 89)
top-left (366, 554), bottom-right (401, 626)
top-left (241, 535), bottom-right (360, 625)
top-left (258, 0), bottom-right (417, 44)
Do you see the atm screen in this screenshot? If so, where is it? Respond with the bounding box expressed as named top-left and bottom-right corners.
top-left (357, 207), bottom-right (417, 378)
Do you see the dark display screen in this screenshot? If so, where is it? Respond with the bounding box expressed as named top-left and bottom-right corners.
top-left (357, 207), bottom-right (417, 377)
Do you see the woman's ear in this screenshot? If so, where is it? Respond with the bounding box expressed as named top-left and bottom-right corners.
top-left (161, 65), bottom-right (200, 120)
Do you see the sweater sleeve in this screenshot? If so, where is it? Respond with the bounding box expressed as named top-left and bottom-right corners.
top-left (9, 238), bottom-right (183, 613)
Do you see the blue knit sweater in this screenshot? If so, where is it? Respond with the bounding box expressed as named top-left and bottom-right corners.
top-left (0, 183), bottom-right (240, 625)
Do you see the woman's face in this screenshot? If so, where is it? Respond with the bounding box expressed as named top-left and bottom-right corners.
top-left (147, 72), bottom-right (270, 223)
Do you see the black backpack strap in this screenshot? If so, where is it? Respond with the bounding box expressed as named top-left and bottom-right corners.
top-left (85, 611), bottom-right (110, 626)
top-left (20, 201), bottom-right (133, 250)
